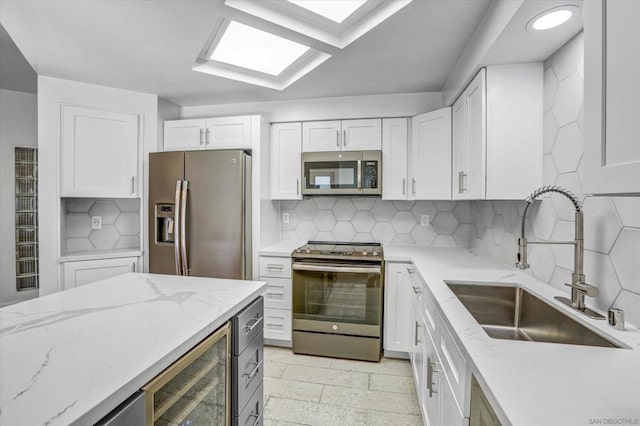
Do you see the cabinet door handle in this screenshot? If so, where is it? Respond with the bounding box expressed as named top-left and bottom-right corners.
top-left (296, 178), bottom-right (300, 195)
top-left (343, 130), bottom-right (347, 147)
top-left (336, 130), bottom-right (339, 147)
top-left (244, 359), bottom-right (263, 381)
top-left (458, 171), bottom-right (467, 194)
top-left (402, 178), bottom-right (406, 195)
top-left (427, 357), bottom-right (440, 397)
top-left (205, 128), bottom-right (210, 145)
top-left (131, 176), bottom-right (135, 194)
top-left (200, 128), bottom-right (204, 145)
top-left (406, 267), bottom-right (414, 274)
top-left (412, 285), bottom-right (422, 294)
top-left (415, 321), bottom-right (422, 345)
top-left (245, 315), bottom-right (263, 334)
top-left (132, 262), bottom-right (136, 273)
top-left (412, 178), bottom-right (416, 195)
top-left (249, 410), bottom-right (263, 426)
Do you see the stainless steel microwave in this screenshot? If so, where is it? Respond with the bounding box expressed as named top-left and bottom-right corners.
top-left (302, 150), bottom-right (382, 195)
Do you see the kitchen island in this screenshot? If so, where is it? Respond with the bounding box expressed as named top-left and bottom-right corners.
top-left (0, 273), bottom-right (266, 425)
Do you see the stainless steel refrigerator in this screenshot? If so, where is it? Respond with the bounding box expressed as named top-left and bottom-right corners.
top-left (149, 150), bottom-right (252, 279)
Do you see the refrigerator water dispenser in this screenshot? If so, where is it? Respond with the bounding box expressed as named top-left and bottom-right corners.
top-left (155, 204), bottom-right (175, 244)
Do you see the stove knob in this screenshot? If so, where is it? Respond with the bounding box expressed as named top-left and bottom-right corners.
top-left (306, 248), bottom-right (311, 254)
top-left (373, 250), bottom-right (379, 256)
top-left (296, 248), bottom-right (301, 253)
top-left (362, 250), bottom-right (368, 256)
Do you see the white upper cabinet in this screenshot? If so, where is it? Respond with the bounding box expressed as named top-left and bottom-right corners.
top-left (164, 119), bottom-right (206, 151)
top-left (341, 119), bottom-right (382, 151)
top-left (61, 105), bottom-right (139, 198)
top-left (271, 122), bottom-right (302, 200)
top-left (205, 116), bottom-right (252, 149)
top-left (382, 118), bottom-right (408, 200)
top-left (164, 116), bottom-right (252, 151)
top-left (302, 119), bottom-right (381, 152)
top-left (452, 65), bottom-right (543, 200)
top-left (410, 107), bottom-right (452, 200)
top-left (584, 0), bottom-right (640, 194)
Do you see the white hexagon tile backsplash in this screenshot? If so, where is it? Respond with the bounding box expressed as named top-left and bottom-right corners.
top-left (280, 198), bottom-right (473, 247)
top-left (63, 198), bottom-right (141, 253)
top-left (471, 32), bottom-right (640, 326)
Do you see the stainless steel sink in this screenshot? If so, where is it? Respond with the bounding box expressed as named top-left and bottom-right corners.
top-left (446, 282), bottom-right (621, 348)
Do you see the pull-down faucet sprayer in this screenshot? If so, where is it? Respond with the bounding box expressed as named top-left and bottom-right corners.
top-left (516, 186), bottom-right (604, 320)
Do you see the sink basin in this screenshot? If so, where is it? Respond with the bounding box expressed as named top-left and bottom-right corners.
top-left (446, 282), bottom-right (621, 348)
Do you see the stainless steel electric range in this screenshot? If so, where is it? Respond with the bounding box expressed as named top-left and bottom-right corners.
top-left (291, 241), bottom-right (384, 362)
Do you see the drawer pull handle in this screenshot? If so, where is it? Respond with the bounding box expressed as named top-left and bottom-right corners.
top-left (249, 410), bottom-right (263, 426)
top-left (244, 359), bottom-right (264, 381)
top-left (412, 286), bottom-right (423, 294)
top-left (414, 321), bottom-right (422, 345)
top-left (267, 323), bottom-right (283, 328)
top-left (266, 264), bottom-right (284, 271)
top-left (427, 357), bottom-right (440, 397)
top-left (245, 315), bottom-right (263, 334)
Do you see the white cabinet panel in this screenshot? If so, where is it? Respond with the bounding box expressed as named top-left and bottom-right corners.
top-left (410, 107), bottom-right (452, 200)
top-left (384, 262), bottom-right (412, 353)
top-left (263, 307), bottom-right (292, 342)
top-left (382, 118), bottom-right (409, 200)
top-left (263, 277), bottom-right (292, 310)
top-left (452, 66), bottom-right (542, 200)
top-left (302, 121), bottom-right (341, 152)
top-left (302, 119), bottom-right (381, 152)
top-left (342, 119), bottom-right (381, 151)
top-left (164, 119), bottom-right (206, 151)
top-left (584, 0), bottom-right (640, 194)
top-left (61, 105), bottom-right (139, 198)
top-left (271, 122), bottom-right (302, 200)
top-left (205, 116), bottom-right (252, 149)
top-left (62, 256), bottom-right (138, 290)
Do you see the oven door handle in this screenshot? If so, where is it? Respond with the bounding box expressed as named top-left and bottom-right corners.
top-left (292, 263), bottom-right (381, 274)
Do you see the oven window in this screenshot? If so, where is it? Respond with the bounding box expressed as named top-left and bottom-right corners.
top-left (293, 269), bottom-right (381, 325)
top-left (304, 161), bottom-right (358, 189)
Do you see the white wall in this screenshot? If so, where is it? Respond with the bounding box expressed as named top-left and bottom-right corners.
top-left (0, 89), bottom-right (38, 306)
top-left (38, 76), bottom-right (158, 296)
top-left (181, 92), bottom-right (442, 122)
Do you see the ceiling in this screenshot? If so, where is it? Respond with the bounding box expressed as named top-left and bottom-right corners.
top-left (0, 0), bottom-right (492, 106)
top-left (0, 0), bottom-right (584, 107)
top-left (0, 23), bottom-right (36, 93)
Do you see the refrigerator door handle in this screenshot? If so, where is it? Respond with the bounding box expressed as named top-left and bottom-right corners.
top-left (180, 180), bottom-right (189, 276)
top-left (174, 180), bottom-right (183, 276)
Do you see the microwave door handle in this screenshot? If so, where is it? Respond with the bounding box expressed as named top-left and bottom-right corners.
top-left (357, 160), bottom-right (362, 190)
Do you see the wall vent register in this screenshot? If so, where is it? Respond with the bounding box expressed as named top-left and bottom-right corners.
top-left (15, 147), bottom-right (39, 292)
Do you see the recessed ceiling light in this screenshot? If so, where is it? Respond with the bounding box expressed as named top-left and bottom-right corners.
top-left (287, 0), bottom-right (367, 23)
top-left (210, 21), bottom-right (310, 75)
top-left (527, 6), bottom-right (578, 31)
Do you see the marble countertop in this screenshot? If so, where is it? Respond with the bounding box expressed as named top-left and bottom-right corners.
top-left (260, 240), bottom-right (303, 257)
top-left (58, 248), bottom-right (143, 262)
top-left (384, 246), bottom-right (640, 425)
top-left (0, 273), bottom-right (266, 425)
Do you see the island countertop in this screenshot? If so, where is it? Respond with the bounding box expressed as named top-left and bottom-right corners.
top-left (0, 273), bottom-right (266, 425)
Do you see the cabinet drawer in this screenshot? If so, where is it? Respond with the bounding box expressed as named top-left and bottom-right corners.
top-left (439, 323), bottom-right (469, 417)
top-left (263, 278), bottom-right (292, 310)
top-left (233, 332), bottom-right (263, 416)
top-left (263, 308), bottom-right (292, 342)
top-left (234, 297), bottom-right (264, 356)
top-left (234, 381), bottom-right (263, 426)
top-left (259, 257), bottom-right (291, 278)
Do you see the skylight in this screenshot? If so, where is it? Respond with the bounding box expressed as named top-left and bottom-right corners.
top-left (210, 21), bottom-right (310, 76)
top-left (287, 0), bottom-right (367, 23)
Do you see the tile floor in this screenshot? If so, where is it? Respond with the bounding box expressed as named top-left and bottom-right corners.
top-left (263, 346), bottom-right (422, 426)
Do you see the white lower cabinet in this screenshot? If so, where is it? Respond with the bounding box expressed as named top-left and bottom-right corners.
top-left (259, 255), bottom-right (292, 346)
top-left (409, 265), bottom-right (473, 426)
top-left (384, 262), bottom-right (413, 354)
top-left (62, 256), bottom-right (139, 290)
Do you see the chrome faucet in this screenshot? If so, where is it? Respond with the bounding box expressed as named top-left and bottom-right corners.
top-left (516, 186), bottom-right (604, 320)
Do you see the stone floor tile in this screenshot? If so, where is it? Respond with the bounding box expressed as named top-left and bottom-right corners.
top-left (369, 373), bottom-right (416, 394)
top-left (320, 385), bottom-right (420, 415)
top-left (366, 410), bottom-right (423, 425)
top-left (264, 377), bottom-right (324, 402)
top-left (265, 361), bottom-right (288, 378)
top-left (264, 397), bottom-right (367, 426)
top-left (281, 364), bottom-right (369, 389)
top-left (264, 346), bottom-right (333, 368)
top-left (330, 357), bottom-right (412, 377)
